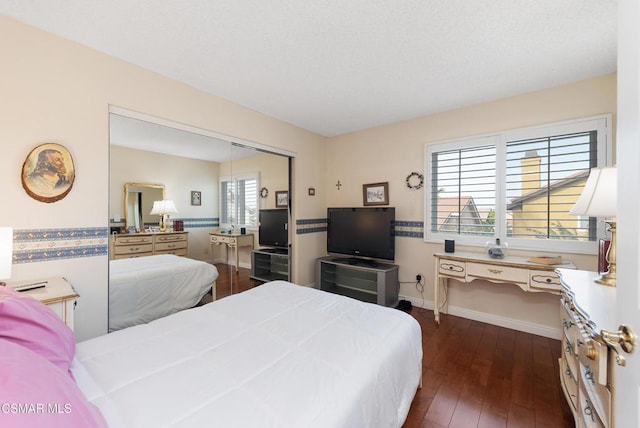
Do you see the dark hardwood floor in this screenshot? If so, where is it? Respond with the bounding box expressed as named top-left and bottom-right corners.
top-left (214, 264), bottom-right (574, 428)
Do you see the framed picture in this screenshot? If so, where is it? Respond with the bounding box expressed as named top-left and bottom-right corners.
top-left (191, 191), bottom-right (201, 206)
top-left (21, 142), bottom-right (75, 203)
top-left (275, 190), bottom-right (288, 208)
top-left (363, 182), bottom-right (389, 206)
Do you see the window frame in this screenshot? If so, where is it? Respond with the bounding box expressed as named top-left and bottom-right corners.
top-left (424, 114), bottom-right (612, 254)
top-left (219, 172), bottom-right (260, 230)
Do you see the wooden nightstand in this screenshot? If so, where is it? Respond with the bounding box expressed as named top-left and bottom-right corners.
top-left (7, 277), bottom-right (79, 331)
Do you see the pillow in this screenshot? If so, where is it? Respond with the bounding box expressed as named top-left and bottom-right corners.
top-left (0, 339), bottom-right (107, 428)
top-left (0, 286), bottom-right (75, 375)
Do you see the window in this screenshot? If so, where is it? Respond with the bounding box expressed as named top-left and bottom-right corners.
top-left (425, 115), bottom-right (611, 253)
top-left (219, 173), bottom-right (258, 229)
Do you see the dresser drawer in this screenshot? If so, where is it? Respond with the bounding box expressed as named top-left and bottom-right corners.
top-left (577, 335), bottom-right (608, 386)
top-left (155, 233), bottom-right (187, 243)
top-left (559, 357), bottom-right (578, 412)
top-left (155, 240), bottom-right (187, 251)
top-left (578, 379), bottom-right (607, 428)
top-left (114, 235), bottom-right (153, 246)
top-left (438, 260), bottom-right (466, 278)
top-left (155, 247), bottom-right (188, 256)
top-left (113, 243), bottom-right (153, 255)
top-left (529, 270), bottom-right (561, 293)
top-left (466, 262), bottom-right (528, 284)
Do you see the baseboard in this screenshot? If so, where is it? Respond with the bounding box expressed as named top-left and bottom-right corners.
top-left (399, 295), bottom-right (562, 340)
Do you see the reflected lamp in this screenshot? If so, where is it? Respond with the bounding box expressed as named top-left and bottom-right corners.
top-left (150, 200), bottom-right (178, 232)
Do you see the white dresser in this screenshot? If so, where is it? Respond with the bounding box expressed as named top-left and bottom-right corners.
top-left (111, 231), bottom-right (189, 259)
top-left (557, 268), bottom-right (618, 427)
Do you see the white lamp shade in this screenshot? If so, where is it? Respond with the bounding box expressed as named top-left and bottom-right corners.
top-left (569, 166), bottom-right (617, 217)
top-left (0, 227), bottom-right (13, 280)
top-left (150, 200), bottom-right (178, 215)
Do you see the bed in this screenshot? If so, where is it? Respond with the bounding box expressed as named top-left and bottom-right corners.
top-left (70, 280), bottom-right (422, 427)
top-left (109, 254), bottom-right (219, 332)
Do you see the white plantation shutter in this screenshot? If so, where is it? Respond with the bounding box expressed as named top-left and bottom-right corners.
top-left (219, 173), bottom-right (259, 228)
top-left (505, 131), bottom-right (597, 242)
top-left (425, 115), bottom-right (611, 253)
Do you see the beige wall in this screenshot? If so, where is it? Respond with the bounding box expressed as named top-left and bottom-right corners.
top-left (325, 74), bottom-right (616, 337)
top-left (1, 15), bottom-right (326, 340)
top-left (110, 145), bottom-right (221, 261)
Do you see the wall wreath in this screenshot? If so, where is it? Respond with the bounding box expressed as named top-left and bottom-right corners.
top-left (260, 187), bottom-right (269, 198)
top-left (405, 172), bottom-right (424, 190)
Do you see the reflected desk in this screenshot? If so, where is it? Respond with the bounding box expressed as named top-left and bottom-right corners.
top-left (433, 251), bottom-right (575, 324)
top-left (210, 232), bottom-right (254, 271)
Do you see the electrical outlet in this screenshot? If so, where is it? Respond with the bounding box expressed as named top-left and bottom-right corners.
top-left (416, 274), bottom-right (422, 282)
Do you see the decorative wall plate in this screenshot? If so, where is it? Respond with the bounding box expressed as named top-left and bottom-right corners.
top-left (21, 142), bottom-right (75, 203)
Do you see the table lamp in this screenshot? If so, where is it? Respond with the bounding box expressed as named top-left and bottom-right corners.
top-left (150, 200), bottom-right (178, 232)
top-left (569, 166), bottom-right (617, 286)
top-left (0, 227), bottom-right (13, 286)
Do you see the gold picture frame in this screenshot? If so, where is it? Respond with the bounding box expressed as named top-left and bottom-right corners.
top-left (363, 182), bottom-right (389, 206)
top-left (21, 143), bottom-right (75, 203)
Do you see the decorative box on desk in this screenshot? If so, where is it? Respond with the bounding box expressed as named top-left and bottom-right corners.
top-left (433, 251), bottom-right (575, 324)
top-left (316, 256), bottom-right (399, 307)
top-left (7, 277), bottom-right (78, 331)
top-left (556, 268), bottom-right (617, 427)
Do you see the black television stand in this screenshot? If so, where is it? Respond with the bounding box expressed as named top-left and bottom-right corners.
top-left (315, 256), bottom-right (399, 307)
top-left (332, 257), bottom-right (381, 268)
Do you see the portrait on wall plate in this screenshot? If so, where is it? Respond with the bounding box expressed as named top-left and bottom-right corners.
top-left (21, 143), bottom-right (75, 203)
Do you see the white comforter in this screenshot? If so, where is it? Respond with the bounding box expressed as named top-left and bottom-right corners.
top-left (73, 281), bottom-right (422, 428)
top-left (109, 255), bottom-right (218, 332)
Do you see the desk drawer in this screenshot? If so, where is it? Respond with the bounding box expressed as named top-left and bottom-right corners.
top-left (467, 262), bottom-right (528, 284)
top-left (211, 235), bottom-right (234, 245)
top-left (529, 270), bottom-right (561, 293)
top-left (438, 260), bottom-right (466, 278)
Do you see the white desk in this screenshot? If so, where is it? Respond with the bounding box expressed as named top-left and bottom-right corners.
top-left (433, 251), bottom-right (575, 324)
top-left (210, 232), bottom-right (254, 271)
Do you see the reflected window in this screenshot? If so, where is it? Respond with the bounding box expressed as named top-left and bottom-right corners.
top-left (220, 173), bottom-right (258, 229)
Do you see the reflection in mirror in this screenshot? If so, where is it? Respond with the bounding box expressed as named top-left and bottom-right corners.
top-left (109, 109), bottom-right (293, 330)
top-left (123, 182), bottom-right (165, 231)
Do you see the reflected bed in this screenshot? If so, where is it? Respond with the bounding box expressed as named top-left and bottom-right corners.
top-left (109, 254), bottom-right (218, 332)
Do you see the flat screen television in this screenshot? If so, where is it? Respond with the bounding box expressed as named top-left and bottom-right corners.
top-left (327, 207), bottom-right (395, 263)
top-left (258, 209), bottom-right (288, 248)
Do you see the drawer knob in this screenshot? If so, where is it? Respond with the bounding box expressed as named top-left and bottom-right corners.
top-left (586, 340), bottom-right (597, 360)
top-left (601, 324), bottom-right (637, 366)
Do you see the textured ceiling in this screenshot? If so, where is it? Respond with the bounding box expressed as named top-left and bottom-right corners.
top-left (0, 0), bottom-right (617, 137)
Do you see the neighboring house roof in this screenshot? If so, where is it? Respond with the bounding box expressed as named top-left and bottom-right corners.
top-left (437, 196), bottom-right (483, 229)
top-left (506, 170), bottom-right (589, 211)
